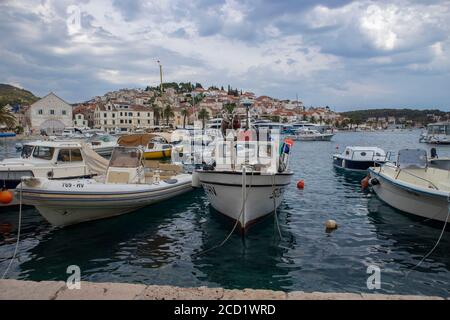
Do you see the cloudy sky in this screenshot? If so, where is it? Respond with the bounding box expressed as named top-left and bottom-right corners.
top-left (1, 0), bottom-right (449, 110)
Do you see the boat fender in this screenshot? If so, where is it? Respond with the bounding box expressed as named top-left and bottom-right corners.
top-left (296, 180), bottom-right (305, 189)
top-left (0, 189), bottom-right (13, 204)
top-left (361, 176), bottom-right (370, 190)
top-left (369, 177), bottom-right (379, 186)
top-left (192, 172), bottom-right (201, 188)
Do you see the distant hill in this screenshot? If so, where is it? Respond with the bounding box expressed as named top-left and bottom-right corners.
top-left (0, 84), bottom-right (39, 107)
top-left (340, 108), bottom-right (449, 124)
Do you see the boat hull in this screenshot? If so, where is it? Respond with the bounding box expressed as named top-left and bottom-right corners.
top-left (20, 175), bottom-right (193, 226)
top-left (369, 168), bottom-right (449, 222)
top-left (197, 170), bottom-right (293, 230)
top-left (293, 134), bottom-right (334, 141)
top-left (333, 157), bottom-right (383, 172)
top-left (144, 149), bottom-right (172, 159)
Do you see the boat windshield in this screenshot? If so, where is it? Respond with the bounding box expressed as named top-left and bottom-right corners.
top-left (21, 145), bottom-right (34, 158)
top-left (33, 146), bottom-right (55, 160)
top-left (109, 147), bottom-right (141, 168)
top-left (397, 149), bottom-right (427, 169)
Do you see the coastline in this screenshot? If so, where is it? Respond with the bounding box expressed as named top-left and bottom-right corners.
top-left (0, 280), bottom-right (446, 300)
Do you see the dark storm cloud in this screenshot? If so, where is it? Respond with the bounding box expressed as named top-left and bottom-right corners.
top-left (0, 0), bottom-right (449, 109)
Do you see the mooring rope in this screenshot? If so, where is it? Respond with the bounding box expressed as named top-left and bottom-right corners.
top-left (1, 182), bottom-right (23, 279)
top-left (406, 196), bottom-right (450, 276)
top-left (194, 166), bottom-right (254, 257)
top-left (272, 174), bottom-right (282, 240)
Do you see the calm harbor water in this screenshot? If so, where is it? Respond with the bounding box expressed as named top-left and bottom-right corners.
top-left (0, 131), bottom-right (449, 297)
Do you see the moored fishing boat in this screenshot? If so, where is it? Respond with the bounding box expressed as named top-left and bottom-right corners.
top-left (196, 109), bottom-right (294, 231)
top-left (333, 146), bottom-right (388, 172)
top-left (19, 146), bottom-right (193, 227)
top-left (117, 133), bottom-right (173, 159)
top-left (368, 149), bottom-right (450, 222)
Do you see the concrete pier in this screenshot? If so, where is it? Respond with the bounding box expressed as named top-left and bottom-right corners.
top-left (0, 280), bottom-right (446, 300)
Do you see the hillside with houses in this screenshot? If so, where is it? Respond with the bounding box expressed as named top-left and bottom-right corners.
top-left (2, 82), bottom-right (448, 134)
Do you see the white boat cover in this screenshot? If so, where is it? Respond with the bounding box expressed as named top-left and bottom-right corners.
top-left (80, 142), bottom-right (109, 175)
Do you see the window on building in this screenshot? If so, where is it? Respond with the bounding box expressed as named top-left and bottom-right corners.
top-left (112, 113), bottom-right (115, 118)
top-left (137, 120), bottom-right (140, 124)
top-left (33, 146), bottom-right (55, 160)
top-left (104, 113), bottom-right (107, 118)
top-left (120, 112), bottom-right (123, 116)
top-left (50, 110), bottom-right (55, 115)
top-left (148, 120), bottom-right (151, 124)
top-left (62, 110), bottom-right (67, 115)
top-left (129, 120), bottom-right (132, 124)
top-left (128, 112), bottom-right (132, 117)
top-left (120, 120), bottom-right (123, 124)
top-left (147, 113), bottom-right (150, 117)
top-left (113, 120), bottom-right (115, 125)
top-left (38, 109), bottom-right (43, 115)
top-left (137, 112), bottom-right (140, 117)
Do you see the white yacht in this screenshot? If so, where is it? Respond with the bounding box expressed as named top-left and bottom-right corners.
top-left (368, 149), bottom-right (450, 222)
top-left (19, 147), bottom-right (193, 227)
top-left (0, 140), bottom-right (108, 206)
top-left (290, 128), bottom-right (334, 141)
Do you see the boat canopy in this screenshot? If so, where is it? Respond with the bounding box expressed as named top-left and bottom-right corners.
top-left (397, 149), bottom-right (427, 169)
top-left (117, 134), bottom-right (168, 147)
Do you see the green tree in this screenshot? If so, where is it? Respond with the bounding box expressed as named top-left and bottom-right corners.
top-left (181, 108), bottom-right (189, 128)
top-left (198, 108), bottom-right (210, 129)
top-left (163, 104), bottom-right (175, 127)
top-left (223, 103), bottom-right (236, 114)
top-left (0, 105), bottom-right (16, 128)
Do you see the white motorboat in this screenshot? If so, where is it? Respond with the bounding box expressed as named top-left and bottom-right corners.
top-left (368, 149), bottom-right (450, 222)
top-left (196, 128), bottom-right (294, 232)
top-left (19, 146), bottom-right (193, 227)
top-left (290, 128), bottom-right (334, 141)
top-left (0, 140), bottom-right (108, 207)
top-left (87, 135), bottom-right (118, 156)
top-left (333, 146), bottom-right (388, 172)
top-left (419, 122), bottom-right (450, 144)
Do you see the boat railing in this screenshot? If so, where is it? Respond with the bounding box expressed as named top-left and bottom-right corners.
top-left (381, 162), bottom-right (440, 190)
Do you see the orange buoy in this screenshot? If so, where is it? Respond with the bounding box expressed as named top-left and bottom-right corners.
top-left (297, 180), bottom-right (305, 189)
top-left (361, 176), bottom-right (370, 190)
top-left (0, 189), bottom-right (13, 205)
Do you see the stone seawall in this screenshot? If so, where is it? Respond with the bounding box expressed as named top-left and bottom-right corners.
top-left (0, 280), bottom-right (446, 300)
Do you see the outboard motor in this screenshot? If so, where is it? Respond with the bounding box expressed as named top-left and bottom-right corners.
top-left (430, 147), bottom-right (438, 159)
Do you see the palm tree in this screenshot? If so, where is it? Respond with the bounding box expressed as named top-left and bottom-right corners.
top-left (163, 104), bottom-right (174, 127)
top-left (198, 108), bottom-right (209, 129)
top-left (151, 103), bottom-right (162, 126)
top-left (0, 105), bottom-right (16, 129)
top-left (223, 103), bottom-right (236, 114)
top-left (181, 108), bottom-right (189, 128)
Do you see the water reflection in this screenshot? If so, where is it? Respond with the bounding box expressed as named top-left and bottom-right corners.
top-left (367, 197), bottom-right (450, 272)
top-left (192, 203), bottom-right (297, 291)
